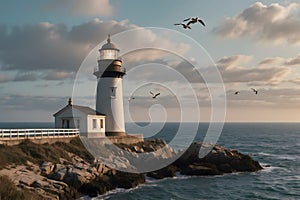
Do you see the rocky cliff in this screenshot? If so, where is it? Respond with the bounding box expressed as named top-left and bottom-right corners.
top-left (0, 138), bottom-right (263, 199)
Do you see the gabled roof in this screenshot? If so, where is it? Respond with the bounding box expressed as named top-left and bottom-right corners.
top-left (53, 104), bottom-right (105, 117)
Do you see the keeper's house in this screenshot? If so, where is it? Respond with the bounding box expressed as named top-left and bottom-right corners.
top-left (53, 98), bottom-right (106, 138)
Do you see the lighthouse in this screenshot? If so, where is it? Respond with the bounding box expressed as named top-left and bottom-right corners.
top-left (94, 35), bottom-right (126, 136)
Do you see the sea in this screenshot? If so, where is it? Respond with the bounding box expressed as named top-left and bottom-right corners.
top-left (0, 122), bottom-right (299, 200)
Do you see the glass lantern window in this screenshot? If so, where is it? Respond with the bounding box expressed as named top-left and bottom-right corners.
top-left (100, 49), bottom-right (118, 60)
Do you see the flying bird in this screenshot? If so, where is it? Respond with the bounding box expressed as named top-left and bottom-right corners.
top-left (150, 91), bottom-right (160, 99)
top-left (234, 91), bottom-right (240, 95)
top-left (174, 23), bottom-right (191, 29)
top-left (128, 97), bottom-right (135, 102)
top-left (183, 17), bottom-right (206, 27)
top-left (251, 88), bottom-right (258, 95)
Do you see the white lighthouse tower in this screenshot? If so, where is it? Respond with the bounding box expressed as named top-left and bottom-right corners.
top-left (94, 35), bottom-right (126, 136)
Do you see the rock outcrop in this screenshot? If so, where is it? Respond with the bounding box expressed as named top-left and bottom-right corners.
top-left (147, 142), bottom-right (263, 178)
top-left (0, 138), bottom-right (263, 199)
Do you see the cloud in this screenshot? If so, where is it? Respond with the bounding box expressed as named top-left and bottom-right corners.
top-left (45, 0), bottom-right (114, 17)
top-left (213, 2), bottom-right (300, 44)
top-left (0, 20), bottom-right (136, 73)
top-left (14, 72), bottom-right (38, 81)
top-left (124, 53), bottom-right (292, 86)
top-left (43, 71), bottom-right (75, 80)
top-left (285, 54), bottom-right (300, 66)
top-left (258, 57), bottom-right (285, 66)
top-left (69, 19), bottom-right (135, 44)
top-left (215, 55), bottom-right (291, 86)
top-left (0, 94), bottom-right (66, 111)
top-left (0, 19), bottom-right (190, 83)
top-left (0, 22), bottom-right (88, 72)
top-left (227, 88), bottom-right (300, 108)
top-left (217, 55), bottom-right (253, 69)
top-left (0, 74), bottom-right (13, 83)
top-left (289, 77), bottom-right (300, 85)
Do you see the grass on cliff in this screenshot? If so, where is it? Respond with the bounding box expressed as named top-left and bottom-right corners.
top-left (0, 175), bottom-right (49, 200)
top-left (0, 137), bottom-right (93, 169)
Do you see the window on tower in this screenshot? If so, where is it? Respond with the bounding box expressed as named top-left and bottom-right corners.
top-left (111, 87), bottom-right (117, 98)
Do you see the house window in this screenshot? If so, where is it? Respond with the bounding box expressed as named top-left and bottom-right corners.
top-left (66, 120), bottom-right (70, 128)
top-left (62, 119), bottom-right (65, 128)
top-left (111, 87), bottom-right (116, 98)
top-left (93, 119), bottom-right (97, 129)
top-left (100, 119), bottom-right (104, 128)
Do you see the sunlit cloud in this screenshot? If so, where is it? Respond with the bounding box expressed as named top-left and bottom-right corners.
top-left (215, 55), bottom-right (291, 86)
top-left (44, 0), bottom-right (114, 17)
top-left (0, 19), bottom-right (190, 82)
top-left (285, 53), bottom-right (300, 66)
top-left (214, 2), bottom-right (300, 45)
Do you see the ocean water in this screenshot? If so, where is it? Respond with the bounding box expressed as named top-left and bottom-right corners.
top-left (102, 123), bottom-right (300, 200)
top-left (1, 122), bottom-right (299, 199)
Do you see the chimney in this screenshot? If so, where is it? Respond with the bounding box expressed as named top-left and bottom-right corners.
top-left (68, 98), bottom-right (72, 106)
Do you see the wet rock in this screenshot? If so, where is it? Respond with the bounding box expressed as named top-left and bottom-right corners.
top-left (111, 171), bottom-right (145, 189)
top-left (147, 165), bottom-right (179, 179)
top-left (180, 163), bottom-right (222, 176)
top-left (175, 142), bottom-right (263, 173)
top-left (79, 175), bottom-right (114, 197)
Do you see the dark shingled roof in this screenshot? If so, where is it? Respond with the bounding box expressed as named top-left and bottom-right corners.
top-left (53, 104), bottom-right (105, 117)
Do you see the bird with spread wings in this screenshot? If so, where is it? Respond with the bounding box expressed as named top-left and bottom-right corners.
top-left (174, 23), bottom-right (191, 29)
top-left (150, 91), bottom-right (160, 99)
top-left (183, 17), bottom-right (206, 27)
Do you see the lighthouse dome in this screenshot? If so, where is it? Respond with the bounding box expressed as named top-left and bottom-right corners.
top-left (100, 35), bottom-right (119, 51)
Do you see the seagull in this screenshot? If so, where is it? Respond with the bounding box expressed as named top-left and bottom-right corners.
top-left (234, 91), bottom-right (240, 95)
top-left (128, 97), bottom-right (135, 102)
top-left (174, 23), bottom-right (191, 29)
top-left (150, 91), bottom-right (160, 99)
top-left (251, 88), bottom-right (258, 95)
top-left (183, 17), bottom-right (206, 27)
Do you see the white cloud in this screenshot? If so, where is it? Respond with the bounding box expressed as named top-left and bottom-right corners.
top-left (124, 54), bottom-right (293, 86)
top-left (0, 19), bottom-right (190, 82)
top-left (258, 57), bottom-right (285, 66)
top-left (215, 55), bottom-right (291, 86)
top-left (289, 77), bottom-right (300, 85)
top-left (285, 53), bottom-right (300, 66)
top-left (214, 2), bottom-right (300, 44)
top-left (45, 0), bottom-right (114, 17)
top-left (43, 71), bottom-right (75, 80)
top-left (217, 55), bottom-right (253, 69)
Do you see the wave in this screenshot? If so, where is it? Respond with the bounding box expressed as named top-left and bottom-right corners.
top-left (145, 174), bottom-right (194, 184)
top-left (93, 187), bottom-right (139, 200)
top-left (256, 152), bottom-right (300, 161)
top-left (258, 163), bottom-right (290, 173)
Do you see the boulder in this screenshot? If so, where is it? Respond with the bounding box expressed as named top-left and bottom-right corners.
top-left (111, 171), bottom-right (145, 189)
top-left (175, 142), bottom-right (262, 173)
top-left (62, 168), bottom-right (91, 189)
top-left (41, 161), bottom-right (55, 175)
top-left (79, 175), bottom-right (114, 197)
top-left (180, 163), bottom-right (222, 176)
top-left (147, 165), bottom-right (179, 179)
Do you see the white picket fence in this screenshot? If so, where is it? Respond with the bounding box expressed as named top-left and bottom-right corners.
top-left (0, 129), bottom-right (79, 141)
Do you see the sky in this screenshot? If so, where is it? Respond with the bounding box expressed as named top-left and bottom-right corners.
top-left (0, 0), bottom-right (300, 122)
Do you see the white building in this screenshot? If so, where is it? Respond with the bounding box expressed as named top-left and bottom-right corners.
top-left (53, 98), bottom-right (106, 138)
top-left (94, 35), bottom-right (126, 136)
